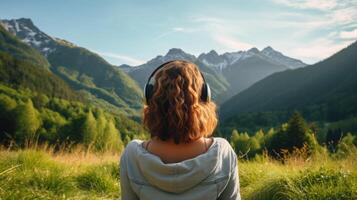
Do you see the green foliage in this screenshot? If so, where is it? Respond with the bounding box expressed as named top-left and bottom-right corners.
top-left (335, 133), bottom-right (357, 158)
top-left (80, 109), bottom-right (124, 152)
top-left (14, 99), bottom-right (42, 146)
top-left (230, 130), bottom-right (262, 158)
top-left (48, 44), bottom-right (143, 113)
top-left (285, 112), bottom-right (310, 150)
top-left (0, 83), bottom-right (146, 152)
top-left (0, 94), bottom-right (17, 142)
top-left (101, 118), bottom-right (123, 152)
top-left (0, 52), bottom-right (81, 101)
top-left (81, 110), bottom-right (98, 148)
top-left (230, 112), bottom-right (324, 159)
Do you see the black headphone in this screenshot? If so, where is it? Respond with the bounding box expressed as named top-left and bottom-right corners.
top-left (144, 60), bottom-right (211, 105)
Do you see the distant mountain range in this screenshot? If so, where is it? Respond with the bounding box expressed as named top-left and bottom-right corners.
top-left (1, 18), bottom-right (143, 116)
top-left (220, 40), bottom-right (357, 132)
top-left (1, 17), bottom-right (314, 122)
top-left (121, 46), bottom-right (307, 103)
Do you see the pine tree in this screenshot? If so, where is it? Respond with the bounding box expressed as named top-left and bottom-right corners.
top-left (95, 109), bottom-right (107, 150)
top-left (81, 110), bottom-right (97, 149)
top-left (285, 111), bottom-right (309, 150)
top-left (104, 118), bottom-right (123, 152)
top-left (14, 99), bottom-right (41, 146)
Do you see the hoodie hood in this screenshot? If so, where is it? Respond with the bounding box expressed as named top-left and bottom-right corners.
top-left (132, 139), bottom-right (219, 193)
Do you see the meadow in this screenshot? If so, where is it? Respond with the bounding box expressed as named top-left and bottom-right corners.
top-left (1, 146), bottom-right (356, 200)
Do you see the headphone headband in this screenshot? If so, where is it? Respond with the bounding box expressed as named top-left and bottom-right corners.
top-left (146, 60), bottom-right (208, 85)
top-left (144, 60), bottom-right (211, 105)
top-left (146, 60), bottom-right (176, 85)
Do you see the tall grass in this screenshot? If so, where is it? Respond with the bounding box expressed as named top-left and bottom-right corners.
top-left (0, 147), bottom-right (121, 200)
top-left (0, 146), bottom-right (356, 199)
top-left (240, 150), bottom-right (357, 200)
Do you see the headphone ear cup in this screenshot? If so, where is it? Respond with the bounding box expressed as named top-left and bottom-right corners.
top-left (144, 83), bottom-right (154, 105)
top-left (201, 83), bottom-right (211, 102)
top-left (206, 83), bottom-right (211, 102)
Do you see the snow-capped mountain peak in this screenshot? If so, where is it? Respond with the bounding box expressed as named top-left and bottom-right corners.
top-left (0, 18), bottom-right (57, 56)
top-left (164, 48), bottom-right (196, 61)
top-left (198, 48), bottom-right (262, 71)
top-left (247, 47), bottom-right (260, 54)
top-left (198, 50), bottom-right (228, 70)
top-left (261, 46), bottom-right (306, 69)
top-left (141, 48), bottom-right (197, 70)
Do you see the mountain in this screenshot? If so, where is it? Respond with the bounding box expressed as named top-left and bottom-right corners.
top-left (0, 24), bottom-right (80, 101)
top-left (0, 18), bottom-right (57, 57)
top-left (261, 46), bottom-right (306, 69)
top-left (127, 48), bottom-right (196, 87)
top-left (123, 46), bottom-right (306, 104)
top-left (220, 41), bottom-right (357, 131)
top-left (198, 47), bottom-right (307, 103)
top-left (198, 46), bottom-right (306, 71)
top-left (0, 20), bottom-right (50, 69)
top-left (118, 64), bottom-right (135, 73)
top-left (1, 18), bottom-right (143, 115)
top-left (124, 48), bottom-right (230, 101)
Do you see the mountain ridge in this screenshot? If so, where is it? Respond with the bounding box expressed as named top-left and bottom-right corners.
top-left (1, 18), bottom-right (143, 116)
top-left (220, 40), bottom-right (357, 131)
top-left (122, 47), bottom-right (306, 103)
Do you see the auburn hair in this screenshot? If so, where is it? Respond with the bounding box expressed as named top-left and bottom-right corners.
top-left (143, 60), bottom-right (218, 144)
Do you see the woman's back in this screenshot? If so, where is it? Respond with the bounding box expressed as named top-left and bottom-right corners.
top-left (120, 60), bottom-right (240, 199)
top-left (120, 137), bottom-right (240, 200)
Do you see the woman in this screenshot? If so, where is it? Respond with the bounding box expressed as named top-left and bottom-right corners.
top-left (120, 60), bottom-right (240, 200)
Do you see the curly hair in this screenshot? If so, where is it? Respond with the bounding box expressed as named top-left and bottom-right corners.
top-left (143, 60), bottom-right (218, 144)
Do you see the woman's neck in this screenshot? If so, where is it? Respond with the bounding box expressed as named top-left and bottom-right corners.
top-left (144, 137), bottom-right (213, 163)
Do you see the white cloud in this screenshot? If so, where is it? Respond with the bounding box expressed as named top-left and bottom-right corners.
top-left (213, 34), bottom-right (253, 50)
top-left (191, 16), bottom-right (253, 51)
top-left (95, 51), bottom-right (145, 66)
top-left (272, 0), bottom-right (357, 27)
top-left (271, 0), bottom-right (357, 61)
top-left (289, 38), bottom-right (352, 63)
top-left (191, 16), bottom-right (225, 24)
top-left (330, 7), bottom-right (357, 25)
top-left (340, 28), bottom-right (357, 39)
top-left (272, 0), bottom-right (338, 10)
top-left (172, 27), bottom-right (184, 32)
top-left (188, 2), bottom-right (356, 62)
top-left (154, 27), bottom-right (197, 40)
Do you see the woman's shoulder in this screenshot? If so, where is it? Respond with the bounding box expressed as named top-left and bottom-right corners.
top-left (213, 137), bottom-right (237, 164)
top-left (213, 137), bottom-right (234, 151)
top-left (121, 139), bottom-right (144, 158)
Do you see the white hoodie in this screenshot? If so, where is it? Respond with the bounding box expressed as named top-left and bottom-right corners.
top-left (119, 137), bottom-right (241, 200)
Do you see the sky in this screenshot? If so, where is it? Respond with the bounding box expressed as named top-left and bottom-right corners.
top-left (1, 0), bottom-right (357, 65)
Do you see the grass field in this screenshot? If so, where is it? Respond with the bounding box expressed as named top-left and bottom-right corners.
top-left (0, 147), bottom-right (356, 200)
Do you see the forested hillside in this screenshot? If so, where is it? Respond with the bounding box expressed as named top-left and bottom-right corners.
top-left (1, 18), bottom-right (143, 116)
top-left (0, 21), bottom-right (147, 150)
top-left (220, 41), bottom-right (357, 133)
top-left (0, 26), bottom-right (80, 101)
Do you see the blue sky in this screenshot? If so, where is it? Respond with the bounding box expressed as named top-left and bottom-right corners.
top-left (1, 0), bottom-right (356, 65)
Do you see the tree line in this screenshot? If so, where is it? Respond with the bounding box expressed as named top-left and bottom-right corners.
top-left (229, 112), bottom-right (357, 159)
top-left (0, 84), bottom-right (147, 152)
